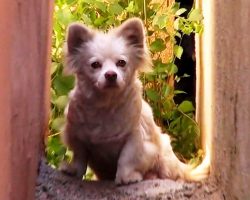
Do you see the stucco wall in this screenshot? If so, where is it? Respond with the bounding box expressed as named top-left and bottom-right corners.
top-left (198, 0), bottom-right (250, 199)
top-left (0, 1), bottom-right (53, 200)
top-left (213, 1), bottom-right (250, 199)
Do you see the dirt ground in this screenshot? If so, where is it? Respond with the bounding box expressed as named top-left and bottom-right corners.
top-left (35, 159), bottom-right (223, 200)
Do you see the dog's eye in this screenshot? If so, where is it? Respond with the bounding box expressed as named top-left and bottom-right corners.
top-left (116, 60), bottom-right (126, 67)
top-left (91, 61), bottom-right (102, 69)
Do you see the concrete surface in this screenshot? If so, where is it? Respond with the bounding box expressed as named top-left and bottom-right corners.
top-left (35, 159), bottom-right (222, 200)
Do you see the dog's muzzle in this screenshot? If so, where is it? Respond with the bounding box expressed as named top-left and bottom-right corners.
top-left (105, 71), bottom-right (117, 82)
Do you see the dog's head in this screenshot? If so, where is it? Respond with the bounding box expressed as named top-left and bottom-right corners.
top-left (64, 18), bottom-right (151, 92)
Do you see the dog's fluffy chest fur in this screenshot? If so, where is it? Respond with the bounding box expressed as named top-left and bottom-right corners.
top-left (64, 78), bottom-right (144, 180)
top-left (66, 79), bottom-right (142, 146)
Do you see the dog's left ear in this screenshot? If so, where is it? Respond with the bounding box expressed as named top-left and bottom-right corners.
top-left (116, 18), bottom-right (145, 49)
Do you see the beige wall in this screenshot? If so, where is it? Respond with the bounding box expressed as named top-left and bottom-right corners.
top-left (0, 1), bottom-right (53, 200)
top-left (198, 0), bottom-right (250, 199)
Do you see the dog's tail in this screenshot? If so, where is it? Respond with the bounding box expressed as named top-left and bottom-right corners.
top-left (160, 134), bottom-right (210, 181)
top-left (179, 148), bottom-right (210, 181)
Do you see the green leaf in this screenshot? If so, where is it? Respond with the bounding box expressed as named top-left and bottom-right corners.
top-left (178, 101), bottom-right (195, 113)
top-left (171, 2), bottom-right (180, 13)
top-left (154, 62), bottom-right (168, 73)
top-left (174, 90), bottom-right (187, 95)
top-left (51, 62), bottom-right (59, 75)
top-left (47, 135), bottom-right (64, 154)
top-left (56, 7), bottom-right (75, 26)
top-left (166, 63), bottom-right (178, 75)
top-left (89, 10), bottom-right (97, 22)
top-left (182, 73), bottom-right (190, 78)
top-left (174, 18), bottom-right (180, 30)
top-left (188, 9), bottom-right (203, 21)
top-left (66, 0), bottom-right (77, 4)
top-left (175, 8), bottom-right (187, 16)
top-left (82, 14), bottom-right (92, 25)
top-left (109, 3), bottom-right (124, 15)
top-left (150, 39), bottom-right (166, 53)
top-left (50, 88), bottom-right (57, 103)
top-left (54, 95), bottom-right (69, 110)
top-left (146, 89), bottom-right (160, 102)
top-left (175, 32), bottom-right (182, 38)
top-left (94, 17), bottom-right (106, 26)
top-left (152, 15), bottom-right (168, 29)
top-left (106, 17), bottom-right (116, 26)
top-left (126, 1), bottom-right (135, 13)
top-left (53, 75), bottom-right (75, 96)
top-left (134, 0), bottom-right (144, 13)
top-left (51, 117), bottom-right (65, 131)
top-left (46, 135), bottom-right (66, 167)
top-left (163, 84), bottom-right (171, 97)
top-left (82, 0), bottom-right (93, 4)
top-left (194, 23), bottom-right (204, 34)
top-left (94, 1), bottom-right (107, 12)
top-left (174, 45), bottom-right (183, 59)
top-left (85, 167), bottom-right (95, 180)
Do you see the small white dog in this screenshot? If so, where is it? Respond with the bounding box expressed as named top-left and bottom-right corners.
top-left (60, 18), bottom-right (209, 185)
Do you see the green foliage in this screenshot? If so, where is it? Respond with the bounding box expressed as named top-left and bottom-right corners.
top-left (47, 0), bottom-right (204, 172)
top-left (140, 2), bottom-right (204, 162)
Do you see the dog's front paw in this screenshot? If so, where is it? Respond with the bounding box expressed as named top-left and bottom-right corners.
top-left (115, 170), bottom-right (143, 185)
top-left (59, 161), bottom-right (84, 179)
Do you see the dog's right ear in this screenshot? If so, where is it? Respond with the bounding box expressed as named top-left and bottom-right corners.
top-left (116, 18), bottom-right (145, 49)
top-left (66, 23), bottom-right (92, 54)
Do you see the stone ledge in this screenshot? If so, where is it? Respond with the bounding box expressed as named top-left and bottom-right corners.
top-left (36, 159), bottom-right (221, 200)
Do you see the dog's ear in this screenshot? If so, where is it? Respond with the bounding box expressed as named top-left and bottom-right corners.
top-left (116, 18), bottom-right (152, 72)
top-left (116, 18), bottom-right (145, 49)
top-left (64, 23), bottom-right (93, 74)
top-left (66, 23), bottom-right (92, 54)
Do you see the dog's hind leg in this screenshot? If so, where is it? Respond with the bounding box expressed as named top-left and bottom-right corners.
top-left (115, 128), bottom-right (158, 185)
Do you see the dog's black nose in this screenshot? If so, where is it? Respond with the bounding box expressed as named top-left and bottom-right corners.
top-left (105, 71), bottom-right (117, 82)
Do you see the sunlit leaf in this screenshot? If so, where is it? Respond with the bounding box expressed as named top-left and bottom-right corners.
top-left (51, 62), bottom-right (59, 75)
top-left (94, 1), bottom-right (107, 12)
top-left (178, 101), bottom-right (195, 113)
top-left (171, 2), bottom-right (180, 13)
top-left (174, 45), bottom-right (183, 59)
top-left (175, 8), bottom-right (187, 16)
top-left (56, 7), bottom-right (75, 26)
top-left (94, 17), bottom-right (106, 26)
top-left (188, 9), bottom-right (203, 21)
top-left (152, 15), bottom-right (168, 29)
top-left (174, 18), bottom-right (180, 30)
top-left (109, 3), bottom-right (123, 15)
top-left (126, 1), bottom-right (135, 13)
top-left (51, 117), bottom-right (65, 132)
top-left (54, 95), bottom-right (69, 110)
top-left (175, 31), bottom-right (182, 38)
top-left (66, 0), bottom-right (77, 4)
top-left (82, 14), bottom-right (92, 25)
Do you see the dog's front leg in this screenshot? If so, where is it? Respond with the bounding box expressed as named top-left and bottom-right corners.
top-left (60, 126), bottom-right (88, 179)
top-left (60, 147), bottom-right (88, 179)
top-left (115, 130), bottom-right (145, 185)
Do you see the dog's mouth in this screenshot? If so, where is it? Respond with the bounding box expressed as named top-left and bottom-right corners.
top-left (95, 80), bottom-right (125, 91)
top-left (104, 82), bottom-right (119, 89)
